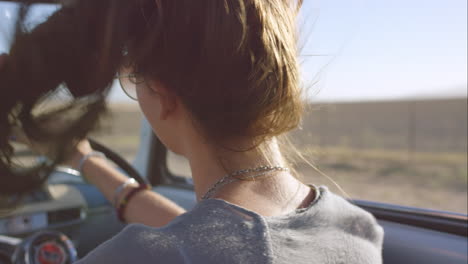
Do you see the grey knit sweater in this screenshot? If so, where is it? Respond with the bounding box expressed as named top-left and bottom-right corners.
top-left (76, 186), bottom-right (384, 263)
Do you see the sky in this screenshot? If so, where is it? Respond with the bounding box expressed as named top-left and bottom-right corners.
top-left (0, 0), bottom-right (466, 102)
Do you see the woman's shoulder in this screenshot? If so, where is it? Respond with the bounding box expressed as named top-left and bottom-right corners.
top-left (178, 185), bottom-right (384, 263)
top-left (77, 201), bottom-right (273, 263)
top-left (310, 186), bottom-right (384, 246)
top-left (179, 185), bottom-right (384, 258)
top-left (77, 186), bottom-right (384, 263)
top-left (164, 185), bottom-right (383, 249)
top-left (75, 223), bottom-right (184, 263)
top-left (262, 185), bottom-right (384, 263)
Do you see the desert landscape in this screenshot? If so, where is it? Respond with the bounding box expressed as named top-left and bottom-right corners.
top-left (92, 98), bottom-right (467, 214)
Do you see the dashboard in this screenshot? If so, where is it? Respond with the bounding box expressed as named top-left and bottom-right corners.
top-left (0, 168), bottom-right (117, 263)
top-left (0, 184), bottom-right (86, 237)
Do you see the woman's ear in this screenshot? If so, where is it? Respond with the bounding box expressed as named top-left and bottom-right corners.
top-left (146, 80), bottom-right (178, 120)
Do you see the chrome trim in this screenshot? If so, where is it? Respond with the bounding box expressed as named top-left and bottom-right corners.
top-left (53, 166), bottom-right (81, 177)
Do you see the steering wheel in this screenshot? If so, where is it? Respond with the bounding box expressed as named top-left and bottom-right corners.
top-left (38, 138), bottom-right (148, 186)
top-left (87, 138), bottom-right (148, 186)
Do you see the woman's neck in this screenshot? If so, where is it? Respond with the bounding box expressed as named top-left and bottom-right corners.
top-left (184, 137), bottom-right (310, 216)
top-left (185, 137), bottom-right (276, 198)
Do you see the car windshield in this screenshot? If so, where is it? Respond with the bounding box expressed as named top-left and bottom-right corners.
top-left (1, 1), bottom-right (467, 214)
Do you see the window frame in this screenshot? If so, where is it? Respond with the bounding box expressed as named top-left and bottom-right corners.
top-left (356, 199), bottom-right (468, 236)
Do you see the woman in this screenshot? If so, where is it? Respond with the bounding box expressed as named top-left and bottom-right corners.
top-left (1, 0), bottom-right (383, 263)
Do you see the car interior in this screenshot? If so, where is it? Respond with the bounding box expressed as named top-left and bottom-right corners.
top-left (0, 1), bottom-right (467, 264)
top-left (0, 120), bottom-right (466, 264)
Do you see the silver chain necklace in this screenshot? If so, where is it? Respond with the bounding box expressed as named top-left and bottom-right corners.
top-left (201, 165), bottom-right (289, 200)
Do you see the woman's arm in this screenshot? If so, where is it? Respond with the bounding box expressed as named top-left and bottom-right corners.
top-left (1, 53), bottom-right (185, 227)
top-left (66, 140), bottom-right (186, 227)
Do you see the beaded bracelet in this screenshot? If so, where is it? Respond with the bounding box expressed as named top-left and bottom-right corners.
top-left (116, 184), bottom-right (151, 222)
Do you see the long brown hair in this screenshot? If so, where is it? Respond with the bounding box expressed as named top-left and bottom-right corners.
top-left (0, 0), bottom-right (305, 202)
top-left (0, 0), bottom-right (136, 200)
top-left (125, 0), bottom-right (304, 146)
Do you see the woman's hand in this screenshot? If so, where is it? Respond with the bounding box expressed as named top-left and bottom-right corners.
top-left (64, 139), bottom-right (94, 169)
top-left (11, 125), bottom-right (93, 170)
